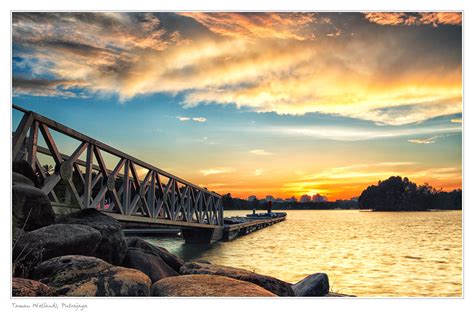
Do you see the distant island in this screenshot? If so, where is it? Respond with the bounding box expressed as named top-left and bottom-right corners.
top-left (222, 176), bottom-right (461, 211)
top-left (359, 176), bottom-right (461, 211)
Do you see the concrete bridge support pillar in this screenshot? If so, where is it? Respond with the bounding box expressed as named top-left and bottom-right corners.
top-left (181, 227), bottom-right (224, 244)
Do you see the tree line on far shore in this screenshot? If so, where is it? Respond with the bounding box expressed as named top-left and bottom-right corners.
top-left (222, 194), bottom-right (358, 211)
top-left (358, 176), bottom-right (462, 211)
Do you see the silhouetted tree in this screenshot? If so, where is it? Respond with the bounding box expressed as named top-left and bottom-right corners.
top-left (359, 176), bottom-right (462, 211)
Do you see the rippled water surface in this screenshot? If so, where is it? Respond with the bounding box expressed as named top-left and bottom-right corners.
top-left (145, 210), bottom-right (462, 297)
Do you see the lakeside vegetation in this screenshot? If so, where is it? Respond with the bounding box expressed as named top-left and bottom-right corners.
top-left (358, 176), bottom-right (462, 211)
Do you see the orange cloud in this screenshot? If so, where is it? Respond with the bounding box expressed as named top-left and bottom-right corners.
top-left (364, 12), bottom-right (462, 26)
top-left (177, 12), bottom-right (319, 40)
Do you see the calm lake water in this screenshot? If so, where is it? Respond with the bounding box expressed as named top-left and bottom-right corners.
top-left (145, 210), bottom-right (462, 297)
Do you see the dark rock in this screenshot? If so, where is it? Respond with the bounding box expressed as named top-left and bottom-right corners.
top-left (180, 262), bottom-right (294, 296)
top-left (152, 274), bottom-right (277, 297)
top-left (13, 224), bottom-right (102, 277)
top-left (12, 184), bottom-right (55, 238)
top-left (12, 172), bottom-right (34, 186)
top-left (12, 278), bottom-right (53, 296)
top-left (292, 273), bottom-right (330, 296)
top-left (56, 208), bottom-right (127, 265)
top-left (122, 247), bottom-right (178, 283)
top-left (195, 259), bottom-right (212, 264)
top-left (125, 237), bottom-right (184, 272)
top-left (31, 255), bottom-right (151, 296)
top-left (12, 160), bottom-right (42, 187)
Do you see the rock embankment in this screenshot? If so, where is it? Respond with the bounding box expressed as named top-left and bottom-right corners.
top-left (152, 274), bottom-right (277, 297)
top-left (180, 261), bottom-right (294, 296)
top-left (12, 161), bottom-right (349, 297)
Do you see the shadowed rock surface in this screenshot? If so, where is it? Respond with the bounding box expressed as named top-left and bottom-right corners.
top-left (13, 172), bottom-right (35, 186)
top-left (56, 208), bottom-right (127, 265)
top-left (180, 261), bottom-right (294, 296)
top-left (12, 278), bottom-right (53, 296)
top-left (125, 237), bottom-right (184, 272)
top-left (152, 274), bottom-right (277, 297)
top-left (31, 255), bottom-right (151, 296)
top-left (12, 184), bottom-right (55, 236)
top-left (292, 273), bottom-right (330, 296)
top-left (122, 247), bottom-right (178, 283)
top-left (13, 224), bottom-right (101, 277)
top-left (12, 160), bottom-right (42, 188)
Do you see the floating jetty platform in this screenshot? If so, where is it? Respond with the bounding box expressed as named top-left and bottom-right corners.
top-left (221, 211), bottom-right (287, 241)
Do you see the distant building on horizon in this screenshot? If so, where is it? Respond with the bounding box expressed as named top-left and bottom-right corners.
top-left (300, 194), bottom-right (311, 203)
top-left (265, 195), bottom-right (275, 202)
top-left (312, 194), bottom-right (328, 203)
top-left (248, 195), bottom-right (257, 201)
top-left (286, 196), bottom-right (297, 203)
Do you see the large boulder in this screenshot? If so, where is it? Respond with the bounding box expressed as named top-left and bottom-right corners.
top-left (12, 160), bottom-right (42, 187)
top-left (125, 237), bottom-right (184, 272)
top-left (292, 273), bottom-right (330, 296)
top-left (180, 261), bottom-right (294, 296)
top-left (56, 208), bottom-right (127, 265)
top-left (121, 247), bottom-right (178, 283)
top-left (12, 172), bottom-right (35, 186)
top-left (12, 278), bottom-right (53, 296)
top-left (31, 255), bottom-right (151, 296)
top-left (13, 224), bottom-right (102, 277)
top-left (152, 274), bottom-right (277, 297)
top-left (12, 184), bottom-right (55, 239)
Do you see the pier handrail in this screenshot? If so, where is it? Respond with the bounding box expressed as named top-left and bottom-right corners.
top-left (12, 104), bottom-right (224, 227)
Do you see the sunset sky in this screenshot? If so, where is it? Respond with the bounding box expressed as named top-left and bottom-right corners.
top-left (12, 12), bottom-right (462, 200)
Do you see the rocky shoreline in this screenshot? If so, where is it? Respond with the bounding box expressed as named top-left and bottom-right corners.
top-left (12, 160), bottom-right (352, 297)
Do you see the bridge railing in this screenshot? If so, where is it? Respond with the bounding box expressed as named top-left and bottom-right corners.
top-left (12, 104), bottom-right (224, 227)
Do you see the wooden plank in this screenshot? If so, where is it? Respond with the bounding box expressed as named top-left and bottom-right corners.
top-left (91, 185), bottom-right (107, 208)
top-left (122, 160), bottom-right (130, 215)
top-left (83, 144), bottom-right (94, 207)
top-left (35, 156), bottom-right (60, 203)
top-left (148, 171), bottom-right (156, 218)
top-left (27, 120), bottom-right (39, 170)
top-left (93, 146), bottom-right (110, 177)
top-left (73, 163), bottom-right (85, 185)
top-left (67, 142), bottom-right (88, 166)
top-left (65, 178), bottom-right (83, 208)
top-left (38, 123), bottom-right (62, 165)
top-left (41, 173), bottom-right (61, 195)
top-left (12, 112), bottom-right (34, 159)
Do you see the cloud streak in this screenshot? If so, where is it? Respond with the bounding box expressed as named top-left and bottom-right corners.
top-left (12, 12), bottom-right (462, 125)
top-left (177, 116), bottom-right (207, 122)
top-left (250, 149), bottom-right (272, 156)
top-left (408, 136), bottom-right (438, 144)
top-left (200, 167), bottom-right (236, 176)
